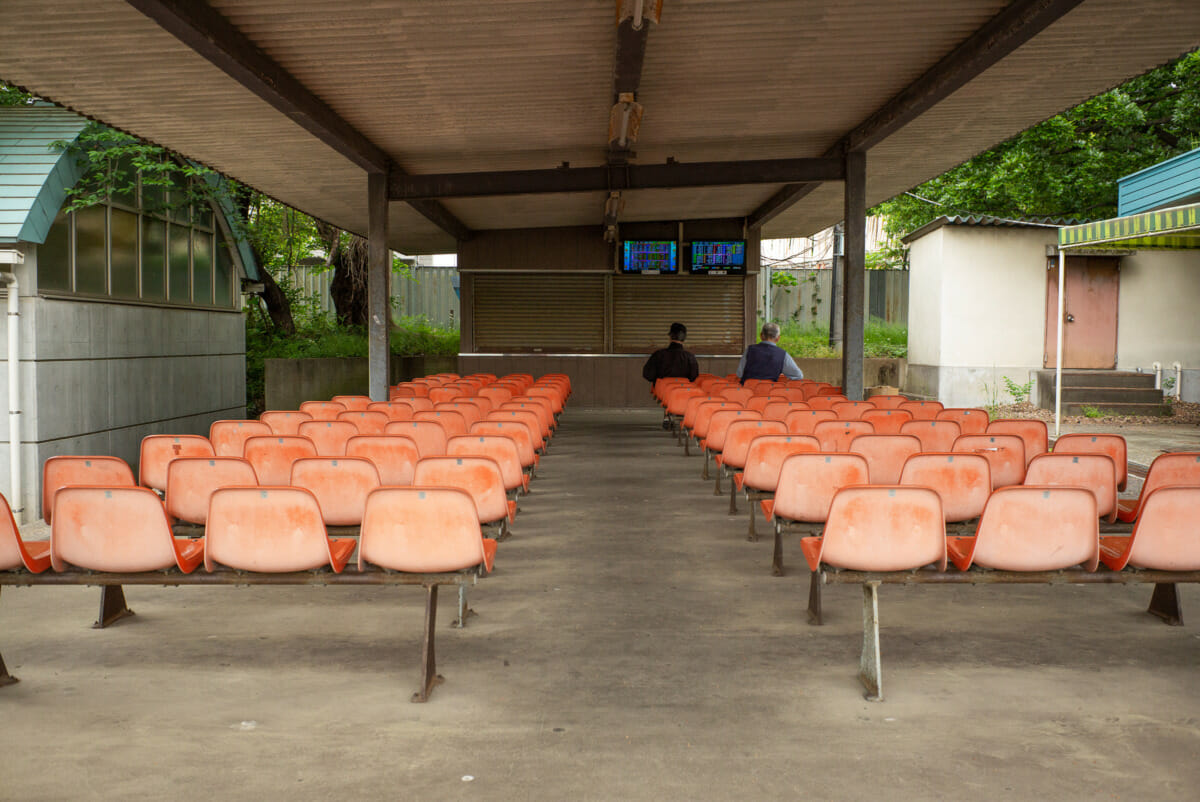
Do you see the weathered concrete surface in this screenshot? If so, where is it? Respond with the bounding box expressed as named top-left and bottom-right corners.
top-left (3, 409), bottom-right (1200, 800)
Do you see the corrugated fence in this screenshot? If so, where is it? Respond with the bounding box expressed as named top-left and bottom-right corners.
top-left (286, 265), bottom-right (461, 328)
top-left (763, 268), bottom-right (908, 326)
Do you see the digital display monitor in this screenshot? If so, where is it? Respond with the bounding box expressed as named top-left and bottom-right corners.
top-left (621, 240), bottom-right (678, 274)
top-left (688, 240), bottom-right (747, 275)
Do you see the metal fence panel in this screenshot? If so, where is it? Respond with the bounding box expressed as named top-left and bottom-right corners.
top-left (285, 265), bottom-right (461, 328)
top-left (766, 268), bottom-right (907, 326)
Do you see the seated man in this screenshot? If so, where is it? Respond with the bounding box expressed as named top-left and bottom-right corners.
top-left (643, 322), bottom-right (699, 429)
top-left (737, 322), bottom-right (804, 384)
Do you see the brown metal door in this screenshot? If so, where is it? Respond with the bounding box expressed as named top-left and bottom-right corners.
top-left (1044, 256), bottom-right (1119, 369)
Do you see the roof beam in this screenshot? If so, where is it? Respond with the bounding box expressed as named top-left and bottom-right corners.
top-left (748, 0), bottom-right (1087, 229)
top-left (389, 158), bottom-right (846, 201)
top-left (124, 0), bottom-right (473, 241)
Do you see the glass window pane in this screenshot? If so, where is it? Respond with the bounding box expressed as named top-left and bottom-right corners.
top-left (75, 205), bottom-right (107, 296)
top-left (168, 174), bottom-right (191, 223)
top-left (195, 202), bottom-right (213, 229)
top-left (192, 230), bottom-right (213, 305)
top-left (214, 229), bottom-right (234, 308)
top-left (39, 210), bottom-right (71, 292)
top-left (168, 223), bottom-right (190, 303)
top-left (142, 217), bottom-right (166, 300)
top-left (111, 154), bottom-right (137, 208)
top-left (143, 180), bottom-right (167, 216)
top-left (110, 208), bottom-right (138, 299)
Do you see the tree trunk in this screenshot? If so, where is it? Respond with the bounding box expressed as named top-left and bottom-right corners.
top-left (318, 221), bottom-right (371, 327)
top-left (234, 189), bottom-right (296, 335)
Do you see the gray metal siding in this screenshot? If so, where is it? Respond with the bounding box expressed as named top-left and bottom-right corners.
top-left (1118, 148), bottom-right (1200, 215)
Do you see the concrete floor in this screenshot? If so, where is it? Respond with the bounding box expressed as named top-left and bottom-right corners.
top-left (3, 408), bottom-right (1200, 800)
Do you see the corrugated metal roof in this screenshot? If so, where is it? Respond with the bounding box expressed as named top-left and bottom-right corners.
top-left (1118, 146), bottom-right (1200, 215)
top-left (0, 105), bottom-right (86, 244)
top-left (0, 1), bottom-right (1196, 252)
top-left (901, 214), bottom-right (1069, 243)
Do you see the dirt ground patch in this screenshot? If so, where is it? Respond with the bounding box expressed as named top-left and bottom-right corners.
top-left (989, 401), bottom-right (1200, 428)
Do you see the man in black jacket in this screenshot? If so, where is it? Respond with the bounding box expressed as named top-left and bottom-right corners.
top-left (643, 322), bottom-right (700, 385)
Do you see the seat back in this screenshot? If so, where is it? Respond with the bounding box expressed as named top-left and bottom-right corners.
top-left (1124, 486), bottom-right (1200, 570)
top-left (898, 400), bottom-right (944, 421)
top-left (330, 395), bottom-right (371, 411)
top-left (719, 387), bottom-right (754, 405)
top-left (866, 395), bottom-right (908, 410)
top-left (205, 486), bottom-right (342, 572)
top-left (259, 410), bottom-right (313, 435)
top-left (210, 420), bottom-right (273, 457)
top-left (801, 383), bottom-right (836, 400)
top-left (384, 420), bottom-right (450, 457)
top-left (297, 420), bottom-right (359, 456)
top-left (693, 401), bottom-right (739, 440)
top-left (289, 457), bottom-right (382, 526)
top-left (242, 435), bottom-right (318, 486)
top-left (953, 434), bottom-right (1026, 488)
top-left (1134, 452), bottom-right (1200, 516)
top-left (447, 435), bottom-right (526, 493)
top-left (761, 400), bottom-right (808, 421)
top-left (806, 394), bottom-right (849, 411)
top-left (987, 419), bottom-right (1048, 466)
top-left (498, 402), bottom-right (553, 439)
top-left (345, 434), bottom-right (420, 486)
top-left (415, 409), bottom-right (469, 438)
top-left (50, 486), bottom-right (178, 572)
top-left (665, 387), bottom-right (705, 415)
top-left (740, 435), bottom-right (821, 492)
top-left (337, 410), bottom-right (390, 435)
top-left (935, 407), bottom-right (989, 434)
top-left (139, 434), bottom-right (216, 491)
top-left (1052, 433), bottom-right (1127, 491)
top-left (784, 408), bottom-right (837, 435)
top-left (436, 401), bottom-right (483, 428)
top-left (767, 388), bottom-right (808, 403)
top-left (970, 486), bottom-right (1098, 571)
top-left (1025, 453), bottom-right (1117, 519)
top-left (414, 456), bottom-right (511, 525)
top-left (0, 491), bottom-right (47, 572)
top-left (488, 410), bottom-right (546, 447)
top-left (859, 408), bottom-right (913, 435)
top-left (847, 434), bottom-right (922, 484)
top-left (681, 395), bottom-right (717, 429)
top-left (772, 453), bottom-right (870, 522)
top-left (468, 421), bottom-right (536, 468)
top-left (367, 401), bottom-right (415, 421)
top-left (720, 420), bottom-right (788, 470)
top-left (898, 453), bottom-right (991, 522)
top-left (359, 487), bottom-right (490, 573)
top-left (298, 400), bottom-right (347, 421)
top-left (165, 456), bottom-right (258, 525)
top-left (813, 420), bottom-right (875, 453)
top-left (832, 401), bottom-right (875, 421)
top-left (813, 486), bottom-right (947, 572)
top-left (42, 455), bottom-right (136, 525)
top-left (899, 419), bottom-right (961, 452)
top-left (705, 409), bottom-right (763, 452)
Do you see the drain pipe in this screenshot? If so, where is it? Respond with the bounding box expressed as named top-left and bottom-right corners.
top-left (1173, 362), bottom-right (1183, 400)
top-left (0, 261), bottom-right (20, 523)
top-left (1152, 361), bottom-right (1162, 390)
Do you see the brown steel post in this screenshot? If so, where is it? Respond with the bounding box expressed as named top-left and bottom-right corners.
top-left (807, 571), bottom-right (823, 625)
top-left (412, 584), bottom-right (445, 702)
top-left (842, 151), bottom-right (866, 400)
top-left (94, 585), bottom-right (134, 629)
top-left (772, 521), bottom-right (785, 576)
top-left (1147, 582), bottom-right (1183, 626)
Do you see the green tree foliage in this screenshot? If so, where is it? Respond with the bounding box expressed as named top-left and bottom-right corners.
top-left (876, 51), bottom-right (1200, 238)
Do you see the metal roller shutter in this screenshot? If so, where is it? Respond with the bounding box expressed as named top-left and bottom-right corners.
top-left (613, 276), bottom-right (745, 354)
top-left (472, 273), bottom-right (605, 352)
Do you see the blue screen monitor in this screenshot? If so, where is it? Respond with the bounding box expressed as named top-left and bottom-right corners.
top-left (621, 240), bottom-right (678, 274)
top-left (688, 240), bottom-right (746, 275)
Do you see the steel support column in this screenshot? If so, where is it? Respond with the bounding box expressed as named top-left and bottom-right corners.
top-left (842, 151), bottom-right (866, 400)
top-left (368, 172), bottom-right (390, 401)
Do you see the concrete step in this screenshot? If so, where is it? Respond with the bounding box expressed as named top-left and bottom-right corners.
top-left (1036, 369), bottom-right (1157, 389)
top-left (1058, 387), bottom-right (1166, 405)
top-left (1060, 402), bottom-right (1171, 417)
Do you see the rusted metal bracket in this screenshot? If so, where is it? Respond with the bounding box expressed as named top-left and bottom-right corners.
top-left (728, 475), bottom-right (739, 515)
top-left (94, 585), bottom-right (134, 629)
top-left (412, 585), bottom-right (445, 703)
top-left (807, 570), bottom-right (823, 626)
top-left (772, 522), bottom-right (785, 577)
top-left (1147, 582), bottom-right (1182, 626)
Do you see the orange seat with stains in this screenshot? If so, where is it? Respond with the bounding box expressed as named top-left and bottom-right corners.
top-left (210, 420), bottom-right (273, 458)
top-left (298, 400), bottom-right (347, 421)
top-left (345, 435), bottom-right (420, 486)
top-left (259, 410), bottom-right (313, 435)
top-left (1100, 486), bottom-right (1200, 571)
top-left (765, 453), bottom-right (870, 575)
top-left (204, 486), bottom-right (354, 573)
top-left (1052, 433), bottom-right (1128, 492)
top-left (1116, 452), bottom-right (1200, 523)
top-left (414, 456), bottom-right (515, 527)
top-left (42, 456), bottom-right (136, 525)
top-left (898, 400), bottom-right (944, 421)
top-left (139, 434), bottom-right (216, 492)
top-left (899, 419), bottom-right (961, 452)
top-left (367, 401), bottom-right (415, 421)
top-left (415, 409), bottom-right (470, 438)
top-left (0, 492), bottom-right (50, 572)
top-left (297, 420), bottom-right (359, 456)
top-left (165, 456), bottom-right (258, 525)
top-left (848, 434), bottom-right (922, 485)
top-left (785, 408), bottom-right (837, 435)
top-left (242, 435), bottom-right (318, 486)
top-left (358, 487), bottom-right (495, 574)
top-left (813, 420), bottom-right (875, 453)
top-left (947, 486), bottom-right (1098, 572)
top-left (867, 395), bottom-right (908, 410)
top-left (469, 421), bottom-right (538, 470)
top-left (289, 457), bottom-right (382, 526)
top-left (337, 410), bottom-right (390, 435)
top-left (898, 453), bottom-right (991, 523)
top-left (953, 434), bottom-right (1027, 488)
top-left (51, 486), bottom-right (203, 574)
top-left (1024, 453), bottom-right (1117, 522)
top-left (832, 401), bottom-right (875, 421)
top-left (936, 408), bottom-right (989, 435)
top-left (385, 420), bottom-right (450, 457)
top-left (987, 419), bottom-right (1049, 467)
top-left (801, 486), bottom-right (947, 573)
top-left (446, 435), bottom-right (529, 495)
top-left (859, 408), bottom-right (913, 435)
top-left (331, 395), bottom-right (372, 411)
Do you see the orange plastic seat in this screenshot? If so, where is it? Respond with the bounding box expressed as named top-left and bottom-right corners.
top-left (848, 434), bottom-right (922, 484)
top-left (800, 486), bottom-right (947, 573)
top-left (899, 419), bottom-right (961, 452)
top-left (813, 419), bottom-right (874, 453)
top-left (832, 401), bottom-right (875, 421)
top-left (866, 395), bottom-right (908, 410)
top-left (415, 409), bottom-right (470, 438)
top-left (358, 486), bottom-right (495, 574)
top-left (767, 388), bottom-right (807, 403)
top-left (1100, 486), bottom-right (1200, 571)
top-left (859, 408), bottom-right (913, 435)
top-left (297, 420), bottom-right (359, 456)
top-left (1052, 433), bottom-right (1128, 492)
top-left (899, 453), bottom-right (991, 523)
top-left (488, 410), bottom-right (547, 450)
top-left (469, 421), bottom-right (538, 471)
top-left (345, 435), bottom-right (420, 486)
top-left (478, 386), bottom-right (514, 407)
top-left (952, 434), bottom-right (1026, 488)
top-left (165, 456), bottom-right (258, 526)
top-left (1025, 453), bottom-right (1117, 523)
top-left (210, 420), bottom-right (273, 457)
top-left (298, 400), bottom-right (347, 421)
top-left (259, 410), bottom-right (313, 435)
top-left (0, 492), bottom-right (50, 572)
top-left (947, 486), bottom-right (1098, 572)
top-left (51, 486), bottom-right (203, 574)
top-left (718, 420), bottom-right (789, 474)
top-left (898, 400), bottom-right (944, 421)
top-left (367, 401), bottom-right (415, 421)
top-left (680, 396), bottom-right (718, 432)
top-left (446, 435), bottom-right (529, 495)
top-left (289, 457), bottom-right (382, 526)
top-left (807, 394), bottom-right (849, 411)
top-left (385, 420), bottom-right (449, 457)
top-left (764, 452), bottom-right (870, 575)
top-left (987, 419), bottom-right (1048, 467)
top-left (428, 387), bottom-right (461, 404)
top-left (401, 397), bottom-right (436, 413)
top-left (936, 407), bottom-right (989, 435)
top-left (665, 387), bottom-right (706, 417)
top-left (499, 402), bottom-right (554, 439)
top-left (338, 410), bottom-right (390, 435)
top-left (204, 486), bottom-right (354, 573)
top-left (702, 409), bottom-right (763, 454)
top-left (242, 435), bottom-right (318, 486)
top-left (139, 434), bottom-right (216, 492)
top-left (719, 387), bottom-right (754, 405)
top-left (331, 395), bottom-right (371, 411)
top-left (414, 455), bottom-right (515, 527)
top-left (42, 455), bottom-right (136, 525)
top-left (437, 400), bottom-right (484, 428)
top-left (1116, 452), bottom-right (1200, 523)
top-left (762, 401), bottom-right (808, 421)
top-left (785, 408), bottom-right (837, 435)
top-left (801, 383), bottom-right (835, 400)
top-left (691, 401), bottom-right (740, 444)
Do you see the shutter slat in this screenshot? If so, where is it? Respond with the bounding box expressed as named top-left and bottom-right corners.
top-left (613, 276), bottom-right (744, 354)
top-left (474, 274), bottom-right (605, 352)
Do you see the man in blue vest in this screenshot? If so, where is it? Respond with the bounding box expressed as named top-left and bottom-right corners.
top-left (736, 322), bottom-right (804, 384)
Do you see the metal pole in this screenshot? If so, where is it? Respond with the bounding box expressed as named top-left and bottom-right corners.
top-left (368, 171), bottom-right (390, 401)
top-left (763, 262), bottom-right (772, 324)
top-left (829, 223), bottom-right (843, 348)
top-left (1054, 248), bottom-right (1066, 438)
top-left (842, 153), bottom-right (866, 400)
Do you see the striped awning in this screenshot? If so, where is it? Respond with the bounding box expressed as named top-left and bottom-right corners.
top-left (1059, 203), bottom-right (1200, 250)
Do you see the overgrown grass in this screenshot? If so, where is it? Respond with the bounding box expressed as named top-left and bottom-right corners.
top-left (776, 317), bottom-right (907, 359)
